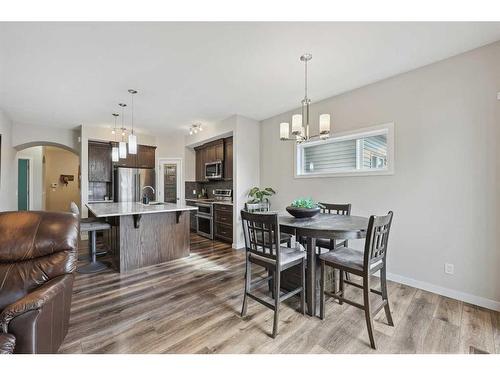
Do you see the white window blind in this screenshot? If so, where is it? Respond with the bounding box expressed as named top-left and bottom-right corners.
top-left (296, 124), bottom-right (393, 177)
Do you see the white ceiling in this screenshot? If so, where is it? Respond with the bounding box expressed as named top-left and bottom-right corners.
top-left (1, 22), bottom-right (500, 133)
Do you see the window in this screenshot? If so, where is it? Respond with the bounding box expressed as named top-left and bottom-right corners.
top-left (295, 123), bottom-right (394, 178)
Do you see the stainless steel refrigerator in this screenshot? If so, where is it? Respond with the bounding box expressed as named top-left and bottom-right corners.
top-left (114, 167), bottom-right (156, 202)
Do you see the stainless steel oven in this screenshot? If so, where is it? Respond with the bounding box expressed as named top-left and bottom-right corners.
top-left (196, 202), bottom-right (214, 239)
top-left (205, 161), bottom-right (222, 180)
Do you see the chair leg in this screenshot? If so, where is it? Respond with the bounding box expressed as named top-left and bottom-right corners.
top-left (380, 266), bottom-right (394, 326)
top-left (241, 255), bottom-right (250, 317)
top-left (338, 269), bottom-right (344, 305)
top-left (344, 271), bottom-right (351, 282)
top-left (319, 261), bottom-right (325, 319)
top-left (268, 268), bottom-right (274, 298)
top-left (301, 258), bottom-right (306, 315)
top-left (363, 274), bottom-right (376, 349)
top-left (272, 268), bottom-right (280, 338)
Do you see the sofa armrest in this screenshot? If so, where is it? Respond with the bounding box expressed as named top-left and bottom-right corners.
top-left (0, 333), bottom-right (15, 354)
top-left (0, 275), bottom-right (69, 332)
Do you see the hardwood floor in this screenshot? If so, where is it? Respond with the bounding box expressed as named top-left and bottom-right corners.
top-left (60, 234), bottom-right (500, 354)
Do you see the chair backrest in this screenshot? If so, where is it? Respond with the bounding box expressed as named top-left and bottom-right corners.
top-left (364, 211), bottom-right (393, 266)
top-left (69, 201), bottom-right (80, 215)
top-left (0, 211), bottom-right (79, 311)
top-left (244, 202), bottom-right (270, 213)
top-left (241, 210), bottom-right (281, 263)
top-left (319, 203), bottom-right (351, 216)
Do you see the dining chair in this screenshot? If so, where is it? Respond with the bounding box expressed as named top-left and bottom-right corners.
top-left (316, 203), bottom-right (352, 252)
top-left (240, 210), bottom-right (306, 338)
top-left (318, 211), bottom-right (394, 349)
top-left (244, 202), bottom-right (293, 246)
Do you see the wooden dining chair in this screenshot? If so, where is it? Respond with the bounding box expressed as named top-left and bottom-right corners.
top-left (244, 202), bottom-right (293, 246)
top-left (318, 211), bottom-right (394, 349)
top-left (316, 203), bottom-right (352, 252)
top-left (240, 211), bottom-right (306, 338)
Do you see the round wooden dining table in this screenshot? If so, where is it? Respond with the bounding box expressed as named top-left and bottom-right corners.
top-left (279, 213), bottom-right (369, 316)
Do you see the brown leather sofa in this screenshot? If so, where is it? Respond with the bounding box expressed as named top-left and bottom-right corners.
top-left (0, 211), bottom-right (79, 354)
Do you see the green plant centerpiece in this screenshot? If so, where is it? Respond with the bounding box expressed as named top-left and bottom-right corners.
top-left (286, 198), bottom-right (323, 219)
top-left (246, 187), bottom-right (276, 212)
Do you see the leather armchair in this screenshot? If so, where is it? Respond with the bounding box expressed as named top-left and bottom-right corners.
top-left (0, 333), bottom-right (15, 354)
top-left (0, 211), bottom-right (79, 354)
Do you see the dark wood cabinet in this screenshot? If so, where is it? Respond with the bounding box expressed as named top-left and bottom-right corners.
top-left (195, 146), bottom-right (204, 182)
top-left (214, 203), bottom-right (233, 243)
top-left (194, 136), bottom-right (232, 182)
top-left (215, 140), bottom-right (224, 161)
top-left (137, 145), bottom-right (156, 169)
top-left (224, 137), bottom-right (233, 180)
top-left (111, 143), bottom-right (156, 169)
top-left (88, 141), bottom-right (112, 182)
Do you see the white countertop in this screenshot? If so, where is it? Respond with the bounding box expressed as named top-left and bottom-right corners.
top-left (86, 201), bottom-right (198, 218)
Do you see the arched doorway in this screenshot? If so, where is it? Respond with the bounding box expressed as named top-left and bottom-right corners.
top-left (15, 142), bottom-right (80, 212)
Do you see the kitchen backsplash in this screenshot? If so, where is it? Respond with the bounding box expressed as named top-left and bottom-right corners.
top-left (185, 180), bottom-right (233, 199)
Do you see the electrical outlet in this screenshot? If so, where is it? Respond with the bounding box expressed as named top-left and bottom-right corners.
top-left (212, 190), bottom-right (215, 194)
top-left (444, 263), bottom-right (454, 275)
top-left (497, 92), bottom-right (500, 100)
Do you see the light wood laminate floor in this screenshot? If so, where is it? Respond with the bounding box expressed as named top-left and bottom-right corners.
top-left (60, 234), bottom-right (500, 354)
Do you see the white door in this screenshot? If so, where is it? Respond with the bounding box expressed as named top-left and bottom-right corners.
top-left (157, 158), bottom-right (183, 203)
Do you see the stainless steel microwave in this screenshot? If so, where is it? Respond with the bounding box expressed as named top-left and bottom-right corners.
top-left (205, 161), bottom-right (222, 180)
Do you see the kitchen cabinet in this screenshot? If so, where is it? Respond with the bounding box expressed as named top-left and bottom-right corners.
top-left (195, 146), bottom-right (204, 182)
top-left (111, 143), bottom-right (156, 169)
top-left (194, 136), bottom-right (232, 182)
top-left (224, 137), bottom-right (233, 180)
top-left (137, 145), bottom-right (156, 169)
top-left (88, 141), bottom-right (112, 182)
top-left (214, 203), bottom-right (233, 243)
top-left (215, 140), bottom-right (224, 161)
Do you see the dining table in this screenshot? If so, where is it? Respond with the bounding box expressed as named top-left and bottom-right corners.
top-left (279, 213), bottom-right (369, 316)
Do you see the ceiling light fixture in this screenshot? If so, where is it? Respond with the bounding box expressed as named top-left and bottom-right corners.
top-left (118, 103), bottom-right (127, 159)
top-left (128, 89), bottom-right (138, 154)
top-left (280, 53), bottom-right (331, 143)
top-left (111, 113), bottom-right (120, 162)
top-left (189, 123), bottom-right (203, 135)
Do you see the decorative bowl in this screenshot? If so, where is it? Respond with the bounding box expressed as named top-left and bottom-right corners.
top-left (286, 206), bottom-right (321, 219)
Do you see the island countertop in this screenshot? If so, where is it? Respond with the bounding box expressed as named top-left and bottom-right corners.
top-left (86, 201), bottom-right (198, 218)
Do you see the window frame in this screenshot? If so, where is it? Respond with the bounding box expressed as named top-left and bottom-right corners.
top-left (294, 122), bottom-right (395, 179)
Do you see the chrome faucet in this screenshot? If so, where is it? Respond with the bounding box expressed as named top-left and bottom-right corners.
top-left (142, 186), bottom-right (155, 204)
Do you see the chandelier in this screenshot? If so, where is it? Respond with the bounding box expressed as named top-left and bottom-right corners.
top-left (280, 53), bottom-right (331, 143)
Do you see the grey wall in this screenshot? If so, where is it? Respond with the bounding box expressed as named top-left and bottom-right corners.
top-left (0, 110), bottom-right (16, 211)
top-left (260, 42), bottom-right (500, 309)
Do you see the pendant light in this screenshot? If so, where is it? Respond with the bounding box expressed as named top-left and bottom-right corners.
top-left (111, 113), bottom-right (120, 162)
top-left (127, 89), bottom-right (138, 154)
top-left (280, 53), bottom-right (332, 143)
top-left (118, 103), bottom-right (127, 159)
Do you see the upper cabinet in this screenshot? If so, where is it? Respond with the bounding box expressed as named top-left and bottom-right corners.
top-left (111, 143), bottom-right (156, 169)
top-left (224, 137), bottom-right (233, 181)
top-left (194, 137), bottom-right (232, 182)
top-left (88, 141), bottom-right (112, 182)
top-left (137, 145), bottom-right (156, 169)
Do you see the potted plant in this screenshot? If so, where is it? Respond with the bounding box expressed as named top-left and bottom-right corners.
top-left (246, 187), bottom-right (276, 212)
top-left (286, 198), bottom-right (324, 219)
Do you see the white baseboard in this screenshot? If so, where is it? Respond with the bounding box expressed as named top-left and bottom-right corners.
top-left (387, 272), bottom-right (500, 312)
top-left (232, 241), bottom-right (245, 250)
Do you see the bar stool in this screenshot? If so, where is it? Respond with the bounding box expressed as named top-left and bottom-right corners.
top-left (70, 202), bottom-right (111, 274)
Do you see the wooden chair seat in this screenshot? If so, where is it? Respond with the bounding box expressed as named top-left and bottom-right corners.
top-left (250, 246), bottom-right (305, 270)
top-left (319, 247), bottom-right (383, 274)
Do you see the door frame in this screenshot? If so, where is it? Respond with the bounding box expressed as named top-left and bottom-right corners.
top-left (17, 156), bottom-right (34, 210)
top-left (157, 158), bottom-right (184, 203)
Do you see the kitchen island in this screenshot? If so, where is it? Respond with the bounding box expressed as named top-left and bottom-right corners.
top-left (86, 202), bottom-right (198, 272)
